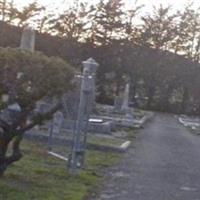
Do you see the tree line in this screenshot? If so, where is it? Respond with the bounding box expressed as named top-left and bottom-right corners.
top-left (0, 0), bottom-right (200, 115)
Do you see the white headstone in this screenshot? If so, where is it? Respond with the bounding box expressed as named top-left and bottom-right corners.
top-left (121, 83), bottom-right (130, 113)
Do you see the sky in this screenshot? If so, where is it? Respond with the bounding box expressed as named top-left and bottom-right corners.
top-left (15, 0), bottom-right (200, 14)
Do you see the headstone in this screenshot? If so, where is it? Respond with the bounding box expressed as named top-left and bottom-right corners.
top-left (121, 82), bottom-right (130, 113)
top-left (51, 111), bottom-right (64, 135)
top-left (114, 95), bottom-right (123, 112)
top-left (48, 111), bottom-right (64, 149)
top-left (62, 91), bottom-right (80, 120)
top-left (20, 26), bottom-right (35, 52)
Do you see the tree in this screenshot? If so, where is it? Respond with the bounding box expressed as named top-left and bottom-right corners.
top-left (50, 0), bottom-right (88, 42)
top-left (140, 5), bottom-right (177, 50)
top-left (172, 3), bottom-right (200, 61)
top-left (88, 0), bottom-right (125, 46)
top-left (124, 2), bottom-right (143, 43)
top-left (0, 0), bottom-right (18, 23)
top-left (36, 13), bottom-right (53, 34)
top-left (0, 0), bottom-right (8, 21)
top-left (0, 48), bottom-right (74, 176)
top-left (132, 5), bottom-right (177, 108)
top-left (16, 2), bottom-right (45, 27)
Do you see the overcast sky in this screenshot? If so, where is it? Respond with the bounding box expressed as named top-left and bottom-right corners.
top-left (15, 0), bottom-right (200, 14)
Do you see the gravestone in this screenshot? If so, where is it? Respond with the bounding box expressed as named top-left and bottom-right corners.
top-left (114, 95), bottom-right (123, 112)
top-left (48, 111), bottom-right (64, 150)
top-left (62, 58), bottom-right (113, 135)
top-left (20, 26), bottom-right (35, 52)
top-left (51, 111), bottom-right (64, 135)
top-left (113, 82), bottom-right (130, 114)
top-left (121, 82), bottom-right (130, 113)
top-left (62, 91), bottom-right (80, 120)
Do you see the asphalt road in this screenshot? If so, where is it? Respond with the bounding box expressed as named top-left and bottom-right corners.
top-left (91, 114), bottom-right (200, 200)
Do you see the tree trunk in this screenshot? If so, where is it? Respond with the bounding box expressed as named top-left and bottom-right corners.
top-left (0, 137), bottom-right (9, 176)
top-left (0, 135), bottom-right (23, 176)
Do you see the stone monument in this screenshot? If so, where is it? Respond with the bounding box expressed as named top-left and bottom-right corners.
top-left (121, 82), bottom-right (130, 112)
top-left (82, 57), bottom-right (99, 112)
top-left (20, 26), bottom-right (35, 52)
top-left (69, 57), bottom-right (99, 173)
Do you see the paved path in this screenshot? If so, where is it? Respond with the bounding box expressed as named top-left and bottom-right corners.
top-left (91, 114), bottom-right (200, 200)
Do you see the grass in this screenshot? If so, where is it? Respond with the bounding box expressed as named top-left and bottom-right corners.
top-left (88, 135), bottom-right (126, 147)
top-left (29, 128), bottom-right (129, 149)
top-left (0, 139), bottom-right (120, 200)
top-left (126, 129), bottom-right (138, 139)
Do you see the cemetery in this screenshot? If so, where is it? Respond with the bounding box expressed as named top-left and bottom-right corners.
top-left (0, 140), bottom-right (120, 200)
top-left (1, 1), bottom-right (200, 199)
top-left (0, 25), bottom-right (151, 199)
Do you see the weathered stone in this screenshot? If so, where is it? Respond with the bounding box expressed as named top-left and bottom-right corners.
top-left (51, 111), bottom-right (64, 135)
top-left (121, 82), bottom-right (130, 113)
top-left (20, 26), bottom-right (35, 52)
top-left (114, 96), bottom-right (123, 112)
top-left (62, 119), bottom-right (112, 134)
top-left (82, 57), bottom-right (99, 111)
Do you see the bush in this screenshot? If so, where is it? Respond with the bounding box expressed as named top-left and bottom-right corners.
top-left (0, 47), bottom-right (74, 175)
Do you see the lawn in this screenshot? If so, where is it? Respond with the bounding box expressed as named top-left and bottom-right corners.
top-left (0, 139), bottom-right (120, 200)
